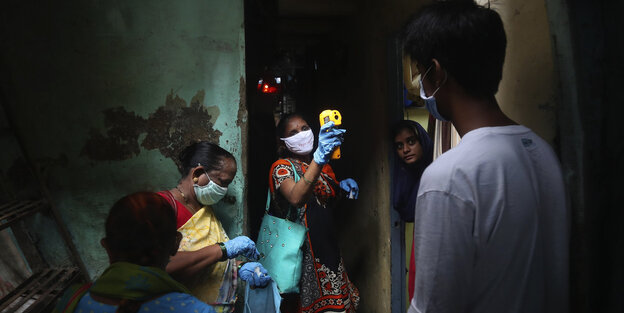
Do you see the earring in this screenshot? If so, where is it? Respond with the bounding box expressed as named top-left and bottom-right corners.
top-left (193, 177), bottom-right (199, 183)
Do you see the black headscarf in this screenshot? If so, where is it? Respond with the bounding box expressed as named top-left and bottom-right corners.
top-left (391, 120), bottom-right (434, 222)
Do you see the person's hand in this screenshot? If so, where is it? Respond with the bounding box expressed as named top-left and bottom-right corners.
top-left (239, 262), bottom-right (272, 288)
top-left (313, 121), bottom-right (346, 165)
top-left (223, 236), bottom-right (260, 260)
top-left (340, 178), bottom-right (359, 199)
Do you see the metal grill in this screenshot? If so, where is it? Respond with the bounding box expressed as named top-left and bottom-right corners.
top-left (0, 200), bottom-right (47, 231)
top-left (0, 267), bottom-right (80, 313)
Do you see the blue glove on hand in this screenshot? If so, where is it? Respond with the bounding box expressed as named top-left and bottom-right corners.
top-left (340, 178), bottom-right (359, 199)
top-left (239, 262), bottom-right (272, 288)
top-left (313, 121), bottom-right (346, 165)
top-left (224, 236), bottom-right (260, 260)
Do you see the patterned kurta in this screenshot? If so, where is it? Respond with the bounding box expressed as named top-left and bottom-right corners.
top-left (269, 158), bottom-right (360, 313)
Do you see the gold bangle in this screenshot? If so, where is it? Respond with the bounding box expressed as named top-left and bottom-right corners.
top-left (302, 174), bottom-right (313, 185)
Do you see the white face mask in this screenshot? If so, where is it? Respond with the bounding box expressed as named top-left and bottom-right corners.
top-left (193, 164), bottom-right (228, 205)
top-left (194, 176), bottom-right (228, 206)
top-left (280, 129), bottom-right (314, 155)
top-left (419, 65), bottom-right (449, 122)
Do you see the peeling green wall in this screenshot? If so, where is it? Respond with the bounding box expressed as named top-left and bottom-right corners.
top-left (1, 0), bottom-right (245, 278)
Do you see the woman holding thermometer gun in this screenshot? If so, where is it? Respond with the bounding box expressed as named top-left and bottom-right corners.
top-left (266, 111), bottom-right (360, 313)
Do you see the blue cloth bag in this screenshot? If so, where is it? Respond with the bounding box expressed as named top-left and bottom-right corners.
top-left (256, 160), bottom-right (308, 293)
top-left (244, 280), bottom-right (281, 313)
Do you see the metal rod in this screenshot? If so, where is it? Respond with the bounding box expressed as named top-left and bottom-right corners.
top-left (0, 269), bottom-right (51, 312)
top-left (2, 269), bottom-right (58, 312)
top-left (0, 200), bottom-right (45, 231)
top-left (0, 268), bottom-right (79, 313)
top-left (0, 200), bottom-right (27, 211)
top-left (22, 268), bottom-right (79, 313)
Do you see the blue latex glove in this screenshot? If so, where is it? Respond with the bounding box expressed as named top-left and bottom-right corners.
top-left (224, 236), bottom-right (260, 260)
top-left (239, 262), bottom-right (272, 288)
top-left (340, 178), bottom-right (359, 199)
top-left (313, 121), bottom-right (346, 165)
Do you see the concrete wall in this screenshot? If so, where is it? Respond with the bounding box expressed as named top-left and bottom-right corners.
top-left (0, 0), bottom-right (246, 279)
top-left (484, 0), bottom-right (558, 144)
top-left (407, 0), bottom-right (558, 145)
top-left (544, 0), bottom-right (624, 311)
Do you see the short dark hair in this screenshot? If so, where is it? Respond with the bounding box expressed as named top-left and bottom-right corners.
top-left (178, 141), bottom-right (235, 176)
top-left (105, 192), bottom-right (177, 266)
top-left (403, 0), bottom-right (507, 98)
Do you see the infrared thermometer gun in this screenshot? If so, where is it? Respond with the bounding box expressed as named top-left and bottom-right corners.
top-left (319, 110), bottom-right (342, 159)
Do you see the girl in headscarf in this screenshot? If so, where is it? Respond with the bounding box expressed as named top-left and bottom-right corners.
top-left (391, 120), bottom-right (433, 299)
top-left (392, 120), bottom-right (433, 221)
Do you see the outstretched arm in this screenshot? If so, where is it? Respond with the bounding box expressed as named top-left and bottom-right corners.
top-left (166, 244), bottom-right (223, 280)
top-left (278, 161), bottom-right (323, 207)
top-left (167, 236), bottom-right (259, 280)
top-left (280, 122), bottom-right (345, 207)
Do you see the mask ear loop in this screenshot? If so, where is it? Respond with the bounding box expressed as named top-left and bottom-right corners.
top-left (197, 162), bottom-right (212, 183)
top-left (420, 65), bottom-right (448, 97)
top-left (197, 162), bottom-right (227, 189)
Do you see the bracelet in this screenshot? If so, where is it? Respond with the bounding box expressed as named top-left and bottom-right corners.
top-left (302, 174), bottom-right (314, 185)
top-left (217, 242), bottom-right (228, 261)
top-left (237, 261), bottom-right (247, 271)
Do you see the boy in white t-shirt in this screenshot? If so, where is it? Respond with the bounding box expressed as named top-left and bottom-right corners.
top-left (402, 1), bottom-right (569, 312)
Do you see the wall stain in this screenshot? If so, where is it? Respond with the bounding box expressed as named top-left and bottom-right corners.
top-left (82, 107), bottom-right (146, 161)
top-left (81, 90), bottom-right (222, 169)
top-left (236, 76), bottom-right (248, 217)
top-left (237, 76), bottom-right (247, 166)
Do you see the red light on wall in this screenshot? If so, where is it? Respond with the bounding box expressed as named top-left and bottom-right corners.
top-left (257, 77), bottom-right (280, 94)
top-left (262, 83), bottom-right (278, 94)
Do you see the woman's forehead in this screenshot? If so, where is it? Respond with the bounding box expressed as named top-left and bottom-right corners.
top-left (209, 158), bottom-right (236, 173)
top-left (287, 116), bottom-right (307, 128)
top-left (395, 127), bottom-right (418, 140)
top-left (221, 158), bottom-right (237, 173)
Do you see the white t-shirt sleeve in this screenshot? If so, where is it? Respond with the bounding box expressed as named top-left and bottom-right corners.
top-left (408, 190), bottom-right (475, 313)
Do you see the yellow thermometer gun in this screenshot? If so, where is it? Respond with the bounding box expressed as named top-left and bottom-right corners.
top-left (319, 109), bottom-right (342, 159)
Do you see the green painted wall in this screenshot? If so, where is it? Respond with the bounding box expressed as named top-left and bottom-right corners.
top-left (1, 0), bottom-right (246, 278)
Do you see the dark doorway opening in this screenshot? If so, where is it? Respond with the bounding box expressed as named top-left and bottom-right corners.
top-left (244, 1), bottom-right (404, 312)
top-left (244, 0), bottom-right (358, 241)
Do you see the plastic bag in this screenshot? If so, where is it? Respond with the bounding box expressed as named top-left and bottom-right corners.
top-left (244, 280), bottom-right (281, 313)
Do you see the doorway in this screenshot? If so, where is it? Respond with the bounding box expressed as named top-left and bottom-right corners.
top-left (244, 1), bottom-right (421, 312)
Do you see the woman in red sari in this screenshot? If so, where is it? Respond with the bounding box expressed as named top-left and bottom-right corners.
top-left (268, 113), bottom-right (360, 313)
